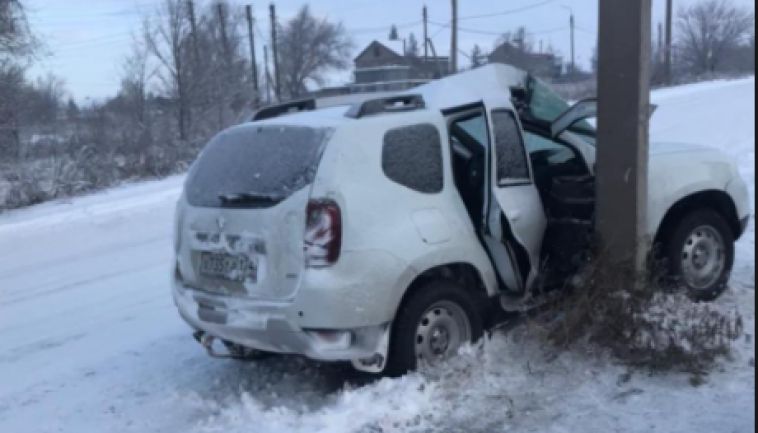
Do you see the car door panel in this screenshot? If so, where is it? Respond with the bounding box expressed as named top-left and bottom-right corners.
top-left (487, 107), bottom-right (547, 290)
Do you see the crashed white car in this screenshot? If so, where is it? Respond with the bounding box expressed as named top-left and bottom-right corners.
top-left (172, 65), bottom-right (751, 374)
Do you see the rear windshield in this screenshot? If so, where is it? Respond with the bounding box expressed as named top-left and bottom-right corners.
top-left (185, 125), bottom-right (331, 208)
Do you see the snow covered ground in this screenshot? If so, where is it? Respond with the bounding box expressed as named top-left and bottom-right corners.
top-left (0, 78), bottom-right (754, 433)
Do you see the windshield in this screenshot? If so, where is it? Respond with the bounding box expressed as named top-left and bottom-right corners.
top-left (185, 125), bottom-right (331, 208)
top-left (526, 76), bottom-right (596, 144)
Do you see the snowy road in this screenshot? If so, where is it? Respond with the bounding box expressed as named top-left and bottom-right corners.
top-left (0, 78), bottom-right (754, 433)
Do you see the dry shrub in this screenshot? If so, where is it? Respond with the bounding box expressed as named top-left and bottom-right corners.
top-left (0, 135), bottom-right (205, 211)
top-left (541, 252), bottom-right (744, 373)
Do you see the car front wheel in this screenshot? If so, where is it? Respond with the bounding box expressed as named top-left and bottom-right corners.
top-left (386, 279), bottom-right (483, 376)
top-left (665, 209), bottom-right (735, 302)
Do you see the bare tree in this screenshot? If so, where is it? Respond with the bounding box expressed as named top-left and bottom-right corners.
top-left (278, 6), bottom-right (352, 99)
top-left (676, 0), bottom-right (755, 74)
top-left (144, 0), bottom-right (192, 140)
top-left (0, 0), bottom-right (35, 58)
top-left (497, 27), bottom-right (533, 54)
top-left (471, 44), bottom-right (484, 68)
top-left (0, 0), bottom-right (35, 159)
top-left (27, 73), bottom-right (65, 124)
top-left (406, 33), bottom-right (420, 57)
top-left (388, 25), bottom-right (399, 41)
top-left (0, 61), bottom-right (24, 158)
top-left (120, 33), bottom-right (151, 127)
top-left (204, 1), bottom-right (249, 128)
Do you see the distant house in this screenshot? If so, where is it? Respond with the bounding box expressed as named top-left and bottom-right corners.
top-left (488, 42), bottom-right (562, 79)
top-left (351, 41), bottom-right (450, 92)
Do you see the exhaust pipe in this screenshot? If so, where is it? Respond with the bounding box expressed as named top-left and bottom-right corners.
top-left (192, 331), bottom-right (236, 359)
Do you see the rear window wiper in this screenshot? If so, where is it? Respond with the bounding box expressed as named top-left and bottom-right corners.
top-left (218, 192), bottom-right (285, 205)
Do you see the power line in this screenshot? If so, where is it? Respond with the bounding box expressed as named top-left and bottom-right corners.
top-left (575, 26), bottom-right (597, 39)
top-left (429, 20), bottom-right (568, 38)
top-left (347, 20), bottom-right (421, 35)
top-left (457, 0), bottom-right (556, 21)
top-left (430, 21), bottom-right (449, 39)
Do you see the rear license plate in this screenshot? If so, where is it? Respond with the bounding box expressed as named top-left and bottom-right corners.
top-left (199, 252), bottom-right (257, 283)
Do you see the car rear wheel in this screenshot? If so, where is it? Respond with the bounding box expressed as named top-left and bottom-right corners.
top-left (664, 209), bottom-right (735, 302)
top-left (386, 279), bottom-right (483, 376)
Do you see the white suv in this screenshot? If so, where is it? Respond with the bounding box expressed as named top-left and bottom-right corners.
top-left (172, 65), bottom-right (751, 374)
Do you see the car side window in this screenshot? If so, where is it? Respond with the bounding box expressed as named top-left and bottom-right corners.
top-left (382, 123), bottom-right (443, 193)
top-left (491, 110), bottom-right (530, 183)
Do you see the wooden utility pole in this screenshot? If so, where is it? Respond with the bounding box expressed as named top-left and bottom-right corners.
top-left (264, 45), bottom-right (272, 104)
top-left (215, 2), bottom-right (232, 127)
top-left (596, 0), bottom-right (652, 272)
top-left (269, 3), bottom-right (281, 101)
top-left (245, 5), bottom-right (260, 106)
top-left (216, 2), bottom-right (231, 64)
top-left (664, 0), bottom-right (673, 84)
top-left (450, 0), bottom-right (458, 73)
top-left (423, 5), bottom-right (429, 61)
top-left (187, 0), bottom-right (201, 66)
top-left (182, 0), bottom-right (201, 140)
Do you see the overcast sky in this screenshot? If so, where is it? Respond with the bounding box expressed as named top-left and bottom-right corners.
top-left (25, 0), bottom-right (756, 102)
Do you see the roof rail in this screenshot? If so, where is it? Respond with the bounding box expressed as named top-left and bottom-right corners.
top-left (251, 98), bottom-right (316, 121)
top-left (345, 94), bottom-right (426, 119)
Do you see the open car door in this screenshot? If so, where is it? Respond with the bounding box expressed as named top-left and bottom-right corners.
top-left (484, 104), bottom-right (547, 294)
top-left (550, 98), bottom-right (657, 139)
top-left (550, 98), bottom-right (597, 138)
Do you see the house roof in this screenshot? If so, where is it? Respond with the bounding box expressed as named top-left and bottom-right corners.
top-left (353, 40), bottom-right (405, 62)
top-left (354, 40), bottom-right (451, 61)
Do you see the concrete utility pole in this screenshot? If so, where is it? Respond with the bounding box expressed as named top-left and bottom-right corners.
top-left (269, 3), bottom-right (281, 101)
top-left (664, 0), bottom-right (674, 84)
top-left (245, 5), bottom-right (260, 106)
top-left (423, 5), bottom-right (429, 61)
top-left (450, 0), bottom-right (458, 73)
top-left (569, 12), bottom-right (575, 75)
top-left (596, 0), bottom-right (652, 272)
top-left (561, 5), bottom-right (575, 76)
top-left (658, 22), bottom-right (664, 63)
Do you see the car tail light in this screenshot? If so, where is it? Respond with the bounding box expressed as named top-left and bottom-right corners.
top-left (304, 199), bottom-right (342, 267)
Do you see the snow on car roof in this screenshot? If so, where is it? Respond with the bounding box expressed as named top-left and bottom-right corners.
top-left (408, 63), bottom-right (528, 111)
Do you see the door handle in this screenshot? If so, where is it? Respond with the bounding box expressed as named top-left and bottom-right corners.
top-left (509, 211), bottom-right (522, 222)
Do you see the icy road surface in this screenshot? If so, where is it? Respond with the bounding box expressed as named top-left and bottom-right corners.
top-left (0, 78), bottom-right (755, 433)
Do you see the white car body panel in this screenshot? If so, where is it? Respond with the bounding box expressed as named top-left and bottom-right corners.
top-left (567, 135), bottom-right (750, 237)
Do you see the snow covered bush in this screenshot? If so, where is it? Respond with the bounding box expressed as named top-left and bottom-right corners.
top-left (540, 255), bottom-right (744, 373)
top-left (0, 134), bottom-right (204, 211)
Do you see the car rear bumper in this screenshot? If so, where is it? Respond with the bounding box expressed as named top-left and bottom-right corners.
top-left (172, 281), bottom-right (387, 361)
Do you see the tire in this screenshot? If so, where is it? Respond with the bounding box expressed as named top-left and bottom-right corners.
top-left (663, 209), bottom-right (735, 302)
top-left (385, 279), bottom-right (483, 377)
